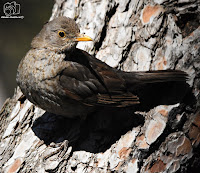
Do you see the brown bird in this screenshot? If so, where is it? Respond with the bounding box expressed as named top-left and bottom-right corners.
top-left (16, 16), bottom-right (189, 118)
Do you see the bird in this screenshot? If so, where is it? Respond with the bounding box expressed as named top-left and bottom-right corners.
top-left (16, 16), bottom-right (189, 119)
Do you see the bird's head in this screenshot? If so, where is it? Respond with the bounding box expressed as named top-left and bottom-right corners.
top-left (31, 16), bottom-right (92, 52)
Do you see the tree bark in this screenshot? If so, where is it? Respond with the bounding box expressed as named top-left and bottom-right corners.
top-left (0, 0), bottom-right (200, 172)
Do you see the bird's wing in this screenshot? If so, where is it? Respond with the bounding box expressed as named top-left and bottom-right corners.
top-left (59, 49), bottom-right (139, 107)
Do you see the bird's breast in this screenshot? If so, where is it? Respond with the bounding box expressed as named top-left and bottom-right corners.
top-left (16, 48), bottom-right (94, 117)
top-left (17, 49), bottom-right (68, 98)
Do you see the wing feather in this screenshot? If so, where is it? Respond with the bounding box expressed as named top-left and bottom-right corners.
top-left (59, 49), bottom-right (140, 107)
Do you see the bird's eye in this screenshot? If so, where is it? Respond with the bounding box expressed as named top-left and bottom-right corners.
top-left (58, 30), bottom-right (66, 38)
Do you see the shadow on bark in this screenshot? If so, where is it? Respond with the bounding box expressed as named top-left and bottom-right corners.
top-left (32, 107), bottom-right (144, 153)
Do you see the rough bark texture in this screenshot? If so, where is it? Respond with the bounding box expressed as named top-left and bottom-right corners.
top-left (0, 0), bottom-right (200, 172)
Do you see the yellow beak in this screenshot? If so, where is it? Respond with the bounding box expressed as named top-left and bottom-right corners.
top-left (75, 34), bottom-right (93, 41)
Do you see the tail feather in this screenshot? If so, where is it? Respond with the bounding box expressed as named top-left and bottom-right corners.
top-left (135, 70), bottom-right (188, 83)
top-left (121, 70), bottom-right (188, 85)
top-left (120, 70), bottom-right (189, 111)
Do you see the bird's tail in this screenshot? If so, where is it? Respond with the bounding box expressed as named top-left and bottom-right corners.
top-left (121, 70), bottom-right (188, 86)
top-left (120, 70), bottom-right (190, 111)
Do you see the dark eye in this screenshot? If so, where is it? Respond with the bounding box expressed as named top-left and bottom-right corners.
top-left (58, 30), bottom-right (66, 38)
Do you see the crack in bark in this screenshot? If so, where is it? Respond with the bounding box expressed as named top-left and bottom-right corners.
top-left (176, 12), bottom-right (200, 38)
top-left (124, 0), bottom-right (132, 12)
top-left (117, 41), bottom-right (135, 70)
top-left (94, 4), bottom-right (119, 54)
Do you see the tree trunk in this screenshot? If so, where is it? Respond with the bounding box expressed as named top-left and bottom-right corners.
top-left (0, 0), bottom-right (200, 172)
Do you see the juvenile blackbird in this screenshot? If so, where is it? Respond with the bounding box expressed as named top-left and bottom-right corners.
top-left (16, 16), bottom-right (188, 118)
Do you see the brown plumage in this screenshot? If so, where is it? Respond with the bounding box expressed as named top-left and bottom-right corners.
top-left (16, 17), bottom-right (189, 118)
